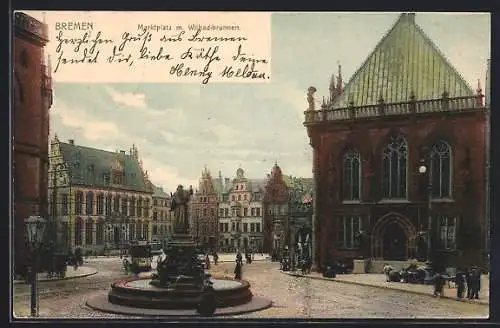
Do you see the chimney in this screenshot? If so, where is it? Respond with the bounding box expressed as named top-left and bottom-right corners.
top-left (69, 139), bottom-right (74, 145)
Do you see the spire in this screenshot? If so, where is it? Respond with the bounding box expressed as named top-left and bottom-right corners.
top-left (476, 78), bottom-right (483, 95)
top-left (329, 74), bottom-right (336, 92)
top-left (336, 63), bottom-right (343, 91)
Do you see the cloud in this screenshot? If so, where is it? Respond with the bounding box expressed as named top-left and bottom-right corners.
top-left (106, 87), bottom-right (147, 109)
top-left (141, 157), bottom-right (198, 192)
top-left (53, 98), bottom-right (123, 141)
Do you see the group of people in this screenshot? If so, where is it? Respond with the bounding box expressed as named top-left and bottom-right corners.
top-left (433, 266), bottom-right (483, 300)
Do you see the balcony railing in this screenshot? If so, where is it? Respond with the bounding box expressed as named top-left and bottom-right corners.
top-left (304, 96), bottom-right (484, 124)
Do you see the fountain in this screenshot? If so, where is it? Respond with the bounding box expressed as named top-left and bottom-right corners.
top-left (86, 185), bottom-right (271, 317)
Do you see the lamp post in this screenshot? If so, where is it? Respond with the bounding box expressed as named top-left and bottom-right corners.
top-left (418, 160), bottom-right (432, 262)
top-left (24, 215), bottom-right (47, 317)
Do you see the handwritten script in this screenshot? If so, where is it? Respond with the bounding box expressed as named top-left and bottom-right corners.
top-left (51, 15), bottom-right (272, 84)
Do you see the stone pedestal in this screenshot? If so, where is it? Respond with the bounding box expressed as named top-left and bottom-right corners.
top-left (151, 232), bottom-right (204, 289)
top-left (352, 259), bottom-right (369, 274)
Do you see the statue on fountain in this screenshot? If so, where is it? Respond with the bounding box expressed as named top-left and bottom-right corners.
top-left (170, 184), bottom-right (194, 234)
top-left (151, 184), bottom-right (205, 289)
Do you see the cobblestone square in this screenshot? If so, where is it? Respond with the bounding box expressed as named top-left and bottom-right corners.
top-left (12, 257), bottom-right (489, 319)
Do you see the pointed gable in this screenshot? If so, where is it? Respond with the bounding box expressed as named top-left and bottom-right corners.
top-left (332, 13), bottom-right (475, 109)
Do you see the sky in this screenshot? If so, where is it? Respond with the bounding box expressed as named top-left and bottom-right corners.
top-left (33, 12), bottom-right (490, 193)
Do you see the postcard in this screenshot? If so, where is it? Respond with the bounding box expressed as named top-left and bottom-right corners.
top-left (11, 10), bottom-right (490, 320)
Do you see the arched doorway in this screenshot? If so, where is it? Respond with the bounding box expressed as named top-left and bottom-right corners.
top-left (382, 222), bottom-right (407, 260)
top-left (371, 213), bottom-right (417, 260)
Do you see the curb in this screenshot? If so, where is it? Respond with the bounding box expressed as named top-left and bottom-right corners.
top-left (281, 271), bottom-right (489, 306)
top-left (14, 268), bottom-right (98, 285)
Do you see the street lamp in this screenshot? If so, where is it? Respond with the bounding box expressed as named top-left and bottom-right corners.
top-left (24, 215), bottom-right (47, 317)
top-left (418, 160), bottom-right (432, 263)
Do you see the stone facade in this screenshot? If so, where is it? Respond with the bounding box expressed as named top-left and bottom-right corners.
top-left (13, 12), bottom-right (52, 273)
top-left (48, 138), bottom-right (154, 252)
top-left (216, 168), bottom-right (265, 252)
top-left (304, 13), bottom-right (487, 270)
top-left (191, 168), bottom-right (219, 250)
top-left (152, 186), bottom-right (173, 249)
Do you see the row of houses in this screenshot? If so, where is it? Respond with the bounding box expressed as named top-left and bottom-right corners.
top-left (48, 136), bottom-right (313, 253)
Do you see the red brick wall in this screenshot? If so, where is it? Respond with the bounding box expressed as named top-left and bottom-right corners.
top-left (307, 109), bottom-right (486, 268)
top-left (13, 33), bottom-right (50, 274)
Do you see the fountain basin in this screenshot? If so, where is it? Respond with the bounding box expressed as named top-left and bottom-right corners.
top-left (108, 276), bottom-right (253, 309)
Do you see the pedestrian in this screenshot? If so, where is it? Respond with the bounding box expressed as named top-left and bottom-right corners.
top-left (433, 273), bottom-right (445, 298)
top-left (205, 253), bottom-right (211, 270)
top-left (465, 269), bottom-right (472, 299)
top-left (213, 252), bottom-right (219, 265)
top-left (456, 271), bottom-right (465, 299)
top-left (234, 260), bottom-right (243, 280)
top-left (470, 266), bottom-right (481, 299)
top-left (236, 250), bottom-right (242, 263)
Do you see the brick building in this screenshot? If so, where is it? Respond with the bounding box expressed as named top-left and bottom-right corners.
top-left (262, 163), bottom-right (289, 253)
top-left (191, 167), bottom-right (219, 250)
top-left (13, 12), bottom-right (53, 274)
top-left (304, 13), bottom-right (487, 270)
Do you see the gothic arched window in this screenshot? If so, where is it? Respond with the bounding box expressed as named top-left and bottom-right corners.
top-left (75, 192), bottom-right (84, 215)
top-left (86, 192), bottom-right (94, 215)
top-left (114, 195), bottom-right (120, 213)
top-left (381, 135), bottom-right (408, 199)
top-left (105, 194), bottom-right (112, 216)
top-left (342, 149), bottom-right (361, 200)
top-left (122, 197), bottom-right (128, 216)
top-left (130, 197), bottom-right (136, 217)
top-left (430, 140), bottom-right (452, 198)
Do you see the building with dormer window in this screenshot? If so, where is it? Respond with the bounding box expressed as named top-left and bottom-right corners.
top-left (152, 186), bottom-right (173, 249)
top-left (304, 13), bottom-right (488, 270)
top-left (215, 168), bottom-right (266, 252)
top-left (48, 137), bottom-right (154, 253)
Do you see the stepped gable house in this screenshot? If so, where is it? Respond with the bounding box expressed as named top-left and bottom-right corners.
top-left (304, 13), bottom-right (488, 270)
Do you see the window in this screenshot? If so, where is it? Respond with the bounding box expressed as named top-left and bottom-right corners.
top-left (105, 195), bottom-right (112, 215)
top-left (250, 223), bottom-right (255, 232)
top-left (153, 225), bottom-right (158, 234)
top-left (153, 199), bottom-right (158, 206)
top-left (244, 194), bottom-right (247, 200)
top-left (381, 135), bottom-right (408, 198)
top-left (232, 195), bottom-right (235, 201)
top-left (153, 211), bottom-right (158, 220)
top-left (251, 208), bottom-right (256, 216)
top-left (224, 208), bottom-right (229, 217)
top-left (220, 209), bottom-right (224, 217)
top-left (256, 208), bottom-right (261, 217)
top-left (437, 216), bottom-right (457, 250)
top-left (130, 197), bottom-right (136, 217)
top-left (75, 218), bottom-right (83, 246)
top-left (75, 192), bottom-right (83, 215)
top-left (203, 208), bottom-right (207, 216)
top-left (243, 208), bottom-right (248, 217)
top-left (122, 197), bottom-right (128, 216)
top-left (136, 223), bottom-right (142, 239)
top-left (256, 223), bottom-right (260, 232)
top-left (143, 200), bottom-right (150, 218)
top-left (86, 192), bottom-right (94, 215)
top-left (219, 223), bottom-right (224, 232)
top-left (96, 220), bottom-right (104, 245)
top-left (129, 224), bottom-right (136, 241)
top-left (62, 194), bottom-right (69, 215)
top-left (232, 222), bottom-right (236, 231)
top-left (338, 216), bottom-right (361, 249)
top-left (143, 223), bottom-right (149, 240)
top-left (343, 149), bottom-right (361, 200)
top-left (243, 223), bottom-right (248, 232)
top-left (114, 195), bottom-right (120, 213)
top-left (224, 223), bottom-right (229, 232)
top-left (96, 194), bottom-right (104, 215)
top-left (430, 141), bottom-right (452, 198)
top-left (238, 195), bottom-right (241, 201)
top-left (137, 198), bottom-right (143, 217)
top-left (86, 219), bottom-right (93, 244)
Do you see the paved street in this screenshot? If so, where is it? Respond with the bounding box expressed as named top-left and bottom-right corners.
top-left (12, 256), bottom-right (488, 319)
